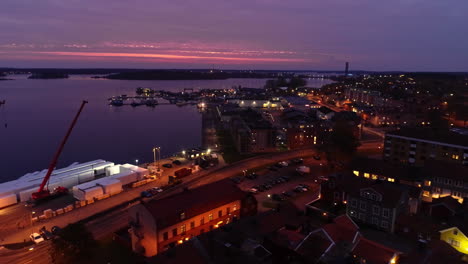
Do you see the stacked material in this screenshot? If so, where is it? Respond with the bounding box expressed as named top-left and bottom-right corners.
top-left (72, 181), bottom-right (104, 201)
top-left (110, 170), bottom-right (139, 185)
top-left (95, 178), bottom-right (123, 195)
top-left (0, 160), bottom-right (114, 206)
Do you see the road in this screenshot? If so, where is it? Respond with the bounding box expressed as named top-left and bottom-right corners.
top-left (0, 148), bottom-right (318, 263)
top-left (310, 99), bottom-right (385, 138)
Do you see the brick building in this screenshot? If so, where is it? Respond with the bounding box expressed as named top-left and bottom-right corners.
top-left (128, 180), bottom-right (257, 257)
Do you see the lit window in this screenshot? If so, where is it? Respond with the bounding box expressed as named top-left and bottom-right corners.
top-left (180, 224), bottom-right (186, 234)
top-left (371, 174), bottom-right (378, 180)
top-left (388, 178), bottom-right (395, 182)
top-left (364, 173), bottom-right (370, 178)
top-left (180, 212), bottom-right (185, 220)
top-left (209, 213), bottom-right (213, 221)
top-left (353, 170), bottom-right (360, 176)
top-left (424, 180), bottom-right (431, 186)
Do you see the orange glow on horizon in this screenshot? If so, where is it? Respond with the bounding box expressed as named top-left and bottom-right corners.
top-left (33, 51), bottom-right (307, 63)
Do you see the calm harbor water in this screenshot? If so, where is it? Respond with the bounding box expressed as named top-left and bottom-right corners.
top-left (0, 75), bottom-right (333, 182)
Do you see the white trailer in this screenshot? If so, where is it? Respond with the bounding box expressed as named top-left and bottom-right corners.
top-left (0, 193), bottom-right (18, 208)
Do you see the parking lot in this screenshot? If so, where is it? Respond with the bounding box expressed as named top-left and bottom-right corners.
top-left (232, 157), bottom-right (328, 212)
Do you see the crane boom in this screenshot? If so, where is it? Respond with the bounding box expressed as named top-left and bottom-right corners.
top-left (32, 100), bottom-right (88, 200)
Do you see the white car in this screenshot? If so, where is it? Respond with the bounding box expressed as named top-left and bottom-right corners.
top-left (278, 161), bottom-right (289, 167)
top-left (30, 233), bottom-right (44, 244)
top-left (151, 187), bottom-right (163, 193)
top-left (249, 188), bottom-right (259, 194)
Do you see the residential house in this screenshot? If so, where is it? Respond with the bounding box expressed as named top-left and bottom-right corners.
top-left (347, 182), bottom-right (409, 233)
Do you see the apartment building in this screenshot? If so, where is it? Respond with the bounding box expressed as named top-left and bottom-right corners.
top-left (422, 161), bottom-right (468, 203)
top-left (383, 128), bottom-right (468, 166)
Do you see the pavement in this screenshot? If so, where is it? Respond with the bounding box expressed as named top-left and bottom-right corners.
top-left (235, 157), bottom-right (325, 212)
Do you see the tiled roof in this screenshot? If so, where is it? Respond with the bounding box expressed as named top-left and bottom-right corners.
top-left (401, 240), bottom-right (466, 264)
top-left (430, 196), bottom-right (463, 213)
top-left (323, 215), bottom-right (359, 244)
top-left (296, 229), bottom-right (334, 262)
top-left (352, 236), bottom-right (399, 264)
top-left (143, 179), bottom-right (247, 229)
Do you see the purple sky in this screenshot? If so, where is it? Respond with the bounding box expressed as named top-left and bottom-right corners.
top-left (1, 0), bottom-right (467, 71)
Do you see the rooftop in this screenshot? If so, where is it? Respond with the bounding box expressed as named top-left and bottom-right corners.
top-left (351, 236), bottom-right (400, 264)
top-left (386, 127), bottom-right (468, 147)
top-left (143, 179), bottom-right (247, 229)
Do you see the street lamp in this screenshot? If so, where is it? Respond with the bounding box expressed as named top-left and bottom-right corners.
top-left (153, 147), bottom-right (161, 171)
top-left (135, 159), bottom-right (139, 166)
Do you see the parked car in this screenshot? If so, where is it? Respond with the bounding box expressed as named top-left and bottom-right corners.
top-left (172, 160), bottom-right (182, 165)
top-left (318, 176), bottom-right (329, 181)
top-left (152, 187), bottom-right (163, 193)
top-left (230, 177), bottom-right (243, 184)
top-left (246, 173), bottom-right (258, 180)
top-left (291, 158), bottom-right (304, 164)
top-left (294, 186), bottom-right (308, 192)
top-left (278, 161), bottom-right (289, 167)
top-left (39, 227), bottom-right (54, 240)
top-left (268, 166), bottom-right (278, 171)
top-left (282, 191), bottom-right (296, 197)
top-left (249, 188), bottom-right (259, 194)
top-left (280, 176), bottom-right (291, 182)
top-left (162, 163), bottom-right (173, 168)
top-left (256, 185), bottom-right (266, 192)
top-left (299, 184), bottom-right (310, 189)
top-left (51, 226), bottom-right (62, 236)
top-left (140, 191), bottom-right (152, 198)
top-left (30, 233), bottom-right (44, 244)
top-left (271, 194), bottom-right (284, 201)
top-left (313, 155), bottom-right (321, 160)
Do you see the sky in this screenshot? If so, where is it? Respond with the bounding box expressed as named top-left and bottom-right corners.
top-left (0, 0), bottom-right (467, 71)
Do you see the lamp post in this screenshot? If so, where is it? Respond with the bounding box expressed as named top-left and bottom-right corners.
top-left (135, 159), bottom-right (139, 166)
top-left (153, 147), bottom-right (161, 171)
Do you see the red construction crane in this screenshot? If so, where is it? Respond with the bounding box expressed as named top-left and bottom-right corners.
top-left (31, 100), bottom-right (88, 201)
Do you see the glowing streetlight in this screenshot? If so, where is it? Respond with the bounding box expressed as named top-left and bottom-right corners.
top-left (135, 159), bottom-right (139, 165)
top-left (153, 147), bottom-right (161, 171)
